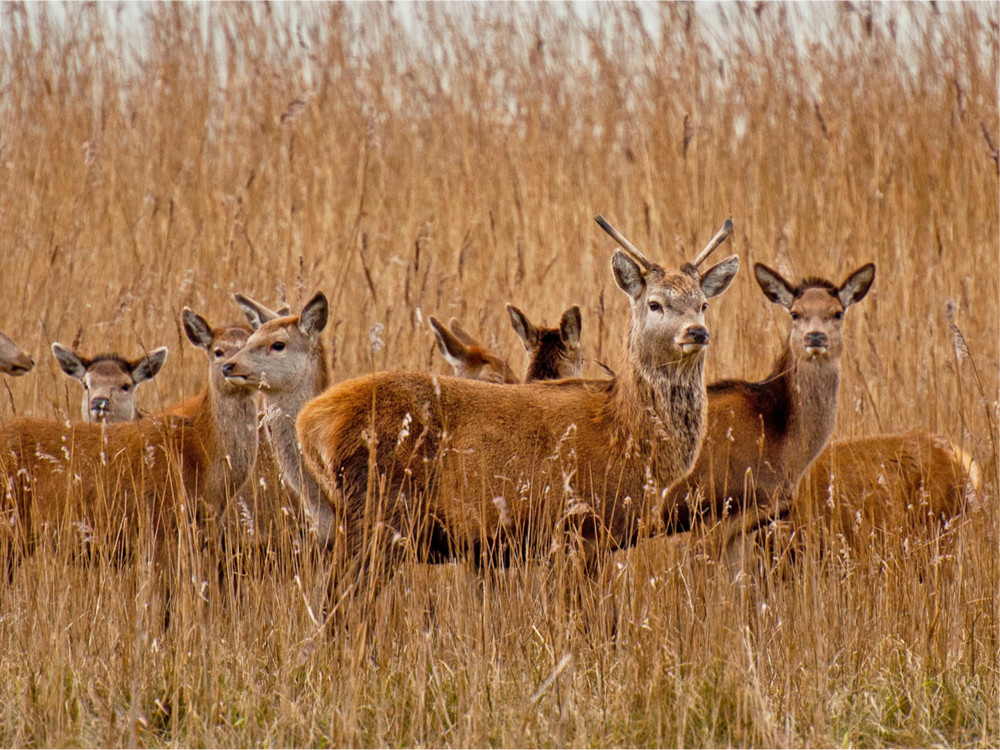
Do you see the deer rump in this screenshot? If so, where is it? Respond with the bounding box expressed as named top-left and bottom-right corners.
top-left (0, 415), bottom-right (213, 562)
top-left (299, 372), bottom-right (673, 567)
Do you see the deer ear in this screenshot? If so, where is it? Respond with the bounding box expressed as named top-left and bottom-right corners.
top-left (182, 309), bottom-right (214, 350)
top-left (560, 306), bottom-right (582, 347)
top-left (447, 318), bottom-right (481, 348)
top-left (837, 263), bottom-right (875, 308)
top-left (298, 292), bottom-right (329, 340)
top-left (51, 343), bottom-right (88, 381)
top-left (612, 250), bottom-right (645, 301)
top-left (701, 255), bottom-right (740, 299)
top-left (131, 347), bottom-right (168, 384)
top-left (234, 294), bottom-right (279, 331)
top-left (506, 304), bottom-right (538, 349)
top-left (429, 316), bottom-right (470, 371)
top-left (753, 262), bottom-right (795, 308)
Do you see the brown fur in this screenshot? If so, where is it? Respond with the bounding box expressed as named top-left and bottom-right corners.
top-left (429, 316), bottom-right (518, 384)
top-left (295, 228), bottom-right (740, 602)
top-left (507, 304), bottom-right (583, 383)
top-left (664, 263), bottom-right (876, 557)
top-left (0, 331), bottom-right (33, 376)
top-left (0, 313), bottom-right (258, 573)
top-left (52, 342), bottom-right (169, 423)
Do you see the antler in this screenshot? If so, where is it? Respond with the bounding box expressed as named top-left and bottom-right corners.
top-left (691, 218), bottom-right (733, 268)
top-left (595, 215), bottom-right (653, 271)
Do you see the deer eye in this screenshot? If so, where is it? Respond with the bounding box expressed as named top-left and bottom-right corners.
top-left (271, 341), bottom-right (286, 352)
top-left (214, 348), bottom-right (225, 358)
top-left (701, 302), bottom-right (709, 312)
top-left (121, 384), bottom-right (130, 392)
top-left (790, 312), bottom-right (801, 321)
top-left (834, 311), bottom-right (843, 320)
top-left (648, 301), bottom-right (662, 313)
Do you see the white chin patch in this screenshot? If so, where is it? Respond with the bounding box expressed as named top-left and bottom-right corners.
top-left (805, 346), bottom-right (828, 356)
top-left (679, 342), bottom-right (706, 354)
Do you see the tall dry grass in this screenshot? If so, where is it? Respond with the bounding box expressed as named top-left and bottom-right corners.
top-left (0, 2), bottom-right (996, 746)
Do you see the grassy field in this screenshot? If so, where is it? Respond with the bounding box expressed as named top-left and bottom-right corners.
top-left (0, 2), bottom-right (996, 746)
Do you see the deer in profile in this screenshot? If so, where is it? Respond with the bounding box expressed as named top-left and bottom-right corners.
top-left (428, 317), bottom-right (518, 384)
top-left (663, 262), bottom-right (876, 562)
top-left (294, 217), bottom-right (739, 609)
top-left (785, 430), bottom-right (981, 556)
top-left (0, 309), bottom-right (258, 581)
top-left (51, 343), bottom-right (168, 423)
top-left (506, 304), bottom-right (583, 382)
top-left (222, 293), bottom-right (334, 543)
top-left (0, 332), bottom-right (33, 376)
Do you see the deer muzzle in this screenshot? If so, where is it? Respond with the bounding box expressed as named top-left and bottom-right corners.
top-left (804, 331), bottom-right (828, 355)
top-left (90, 398), bottom-right (110, 420)
top-left (677, 325), bottom-right (709, 353)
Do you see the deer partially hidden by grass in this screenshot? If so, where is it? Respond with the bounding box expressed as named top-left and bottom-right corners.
top-left (779, 430), bottom-right (982, 562)
top-left (428, 316), bottom-right (518, 384)
top-left (0, 309), bottom-right (258, 592)
top-left (51, 342), bottom-right (169, 423)
top-left (663, 262), bottom-right (876, 566)
top-left (294, 217), bottom-right (739, 612)
top-left (506, 304), bottom-right (583, 382)
top-left (0, 332), bottom-right (33, 376)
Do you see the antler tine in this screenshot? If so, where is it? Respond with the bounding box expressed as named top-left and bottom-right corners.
top-left (692, 218), bottom-right (734, 268)
top-left (595, 215), bottom-right (653, 271)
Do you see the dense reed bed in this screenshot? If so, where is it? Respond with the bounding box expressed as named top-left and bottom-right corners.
top-left (0, 2), bottom-right (995, 746)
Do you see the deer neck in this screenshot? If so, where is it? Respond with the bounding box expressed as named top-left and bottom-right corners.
top-left (191, 384), bottom-right (259, 508)
top-left (609, 350), bottom-right (707, 487)
top-left (769, 346), bottom-right (840, 482)
top-left (259, 350), bottom-right (337, 544)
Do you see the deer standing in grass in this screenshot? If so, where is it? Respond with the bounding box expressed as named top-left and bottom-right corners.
top-left (293, 217), bottom-right (739, 609)
top-left (0, 310), bottom-right (258, 578)
top-left (663, 262), bottom-right (876, 562)
top-left (428, 317), bottom-right (518, 384)
top-left (506, 304), bottom-right (583, 382)
top-left (222, 293), bottom-right (334, 543)
top-left (51, 343), bottom-right (169, 423)
top-left (0, 332), bottom-right (33, 376)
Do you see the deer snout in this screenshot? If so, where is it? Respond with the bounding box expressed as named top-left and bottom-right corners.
top-left (7, 355), bottom-right (33, 375)
top-left (804, 331), bottom-right (828, 354)
top-left (90, 398), bottom-right (110, 418)
top-left (677, 324), bottom-right (709, 353)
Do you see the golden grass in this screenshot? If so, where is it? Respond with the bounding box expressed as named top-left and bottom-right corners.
top-left (0, 2), bottom-right (996, 746)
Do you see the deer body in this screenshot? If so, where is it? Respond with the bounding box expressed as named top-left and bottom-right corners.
top-left (664, 263), bottom-right (876, 543)
top-left (52, 343), bottom-right (168, 423)
top-left (0, 332), bottom-right (33, 376)
top-left (295, 218), bottom-right (739, 598)
top-left (0, 313), bottom-right (257, 563)
top-left (793, 430), bottom-right (980, 549)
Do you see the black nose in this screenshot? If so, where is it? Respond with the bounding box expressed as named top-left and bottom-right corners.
top-left (91, 398), bottom-right (109, 412)
top-left (222, 363), bottom-right (234, 376)
top-left (688, 326), bottom-right (709, 345)
top-left (805, 332), bottom-right (827, 347)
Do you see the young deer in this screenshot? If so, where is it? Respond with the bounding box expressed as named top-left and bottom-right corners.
top-left (223, 293), bottom-right (333, 543)
top-left (0, 332), bottom-right (33, 376)
top-left (789, 430), bottom-right (981, 553)
top-left (0, 310), bottom-right (258, 575)
top-left (506, 304), bottom-right (583, 382)
top-left (294, 217), bottom-right (739, 607)
top-left (428, 317), bottom-right (518, 384)
top-left (663, 262), bottom-right (876, 558)
top-left (51, 343), bottom-right (169, 423)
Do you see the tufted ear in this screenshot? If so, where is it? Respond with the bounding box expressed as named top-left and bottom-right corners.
top-left (559, 306), bottom-right (581, 347)
top-left (753, 262), bottom-right (795, 308)
top-left (837, 263), bottom-right (876, 308)
top-left (506, 304), bottom-right (538, 349)
top-left (131, 347), bottom-right (169, 384)
top-left (297, 292), bottom-right (329, 340)
top-left (700, 255), bottom-right (740, 299)
top-left (611, 250), bottom-right (646, 301)
top-left (51, 343), bottom-right (88, 381)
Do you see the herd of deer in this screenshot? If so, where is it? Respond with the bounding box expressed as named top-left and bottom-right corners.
top-left (0, 216), bottom-right (981, 622)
